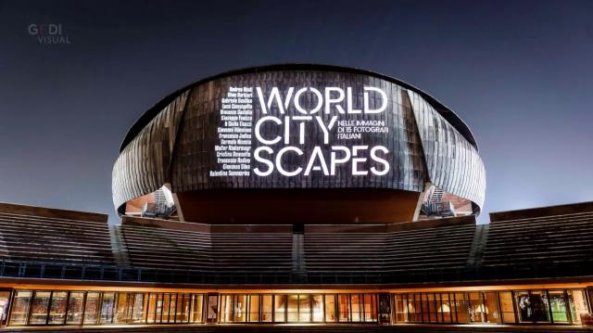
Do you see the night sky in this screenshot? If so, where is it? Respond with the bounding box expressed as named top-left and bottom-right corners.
top-left (0, 0), bottom-right (592, 223)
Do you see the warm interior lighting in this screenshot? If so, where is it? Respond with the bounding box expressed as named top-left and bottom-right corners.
top-left (439, 303), bottom-right (451, 313)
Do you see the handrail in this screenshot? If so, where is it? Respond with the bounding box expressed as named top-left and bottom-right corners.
top-left (1, 258), bottom-right (592, 285)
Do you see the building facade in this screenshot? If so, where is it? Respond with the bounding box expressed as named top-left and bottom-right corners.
top-left (0, 65), bottom-right (592, 332)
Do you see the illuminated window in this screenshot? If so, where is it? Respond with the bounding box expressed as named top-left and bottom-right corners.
top-left (99, 292), bottom-right (115, 324)
top-left (190, 294), bottom-right (203, 323)
top-left (364, 294), bottom-right (377, 322)
top-left (261, 295), bottom-right (272, 322)
top-left (29, 291), bottom-right (51, 325)
top-left (568, 289), bottom-right (589, 324)
top-left (132, 293), bottom-right (146, 323)
top-left (248, 295), bottom-right (259, 322)
top-left (515, 291), bottom-right (550, 323)
top-left (9, 291), bottom-right (32, 325)
top-left (146, 293), bottom-right (158, 324)
top-left (299, 295), bottom-right (312, 322)
top-left (47, 291), bottom-right (67, 325)
top-left (83, 292), bottom-right (101, 325)
top-left (482, 292), bottom-right (501, 323)
top-left (287, 295), bottom-right (299, 322)
top-left (454, 293), bottom-right (469, 323)
top-left (324, 295), bottom-right (336, 322)
top-left (439, 293), bottom-right (452, 323)
top-left (548, 291), bottom-right (569, 323)
top-left (312, 295), bottom-right (324, 322)
top-left (233, 295), bottom-right (247, 322)
top-left (0, 291), bottom-right (10, 326)
top-left (351, 294), bottom-right (361, 322)
top-left (499, 292), bottom-right (516, 323)
top-left (338, 294), bottom-right (350, 322)
top-left (273, 295), bottom-right (286, 322)
top-left (66, 292), bottom-right (84, 325)
top-left (176, 294), bottom-right (190, 323)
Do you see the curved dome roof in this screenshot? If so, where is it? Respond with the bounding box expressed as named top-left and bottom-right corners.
top-left (113, 64), bottom-right (486, 221)
top-left (119, 64), bottom-right (478, 152)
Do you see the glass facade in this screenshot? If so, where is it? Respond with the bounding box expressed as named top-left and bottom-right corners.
top-left (2, 288), bottom-right (590, 327)
top-left (7, 291), bottom-right (204, 326)
top-left (219, 293), bottom-right (379, 323)
top-left (393, 289), bottom-right (590, 325)
top-left (0, 291), bottom-right (10, 326)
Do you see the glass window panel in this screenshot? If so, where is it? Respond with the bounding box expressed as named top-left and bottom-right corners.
top-left (440, 293), bottom-right (452, 323)
top-left (206, 295), bottom-right (218, 322)
top-left (29, 291), bottom-right (51, 325)
top-left (454, 293), bottom-right (469, 323)
top-left (325, 295), bottom-right (336, 322)
top-left (155, 294), bottom-right (164, 323)
top-left (168, 294), bottom-right (177, 323)
top-left (483, 292), bottom-right (501, 323)
top-left (161, 294), bottom-right (170, 323)
top-left (100, 292), bottom-right (115, 324)
top-left (0, 291), bottom-right (10, 326)
top-left (261, 295), bottom-right (273, 322)
top-left (220, 295), bottom-right (232, 323)
top-left (176, 294), bottom-right (190, 323)
top-left (146, 293), bottom-right (157, 324)
top-left (66, 292), bottom-right (84, 325)
top-left (113, 293), bottom-right (128, 324)
top-left (414, 294), bottom-right (423, 322)
top-left (364, 294), bottom-right (377, 322)
top-left (468, 292), bottom-right (482, 323)
top-left (516, 291), bottom-right (550, 323)
top-left (274, 295), bottom-right (286, 322)
top-left (83, 292), bottom-right (101, 325)
top-left (287, 295), bottom-right (299, 322)
top-left (190, 294), bottom-right (203, 323)
top-left (549, 291), bottom-right (568, 323)
top-left (312, 295), bottom-right (324, 322)
top-left (48, 291), bottom-right (67, 325)
top-left (421, 294), bottom-right (431, 322)
top-left (248, 295), bottom-right (259, 322)
top-left (233, 295), bottom-right (247, 322)
top-left (426, 294), bottom-right (437, 322)
top-left (394, 295), bottom-right (406, 322)
top-left (299, 295), bottom-right (311, 322)
top-left (568, 289), bottom-right (589, 324)
top-left (338, 294), bottom-right (350, 322)
top-left (499, 292), bottom-right (516, 324)
top-left (130, 293), bottom-right (145, 323)
top-left (351, 294), bottom-right (361, 322)
top-left (9, 291), bottom-right (32, 326)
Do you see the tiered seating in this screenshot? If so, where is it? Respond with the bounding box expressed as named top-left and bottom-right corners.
top-left (304, 233), bottom-right (388, 271)
top-left (120, 223), bottom-right (212, 270)
top-left (0, 203), bottom-right (113, 265)
top-left (382, 223), bottom-right (476, 271)
top-left (481, 211), bottom-right (593, 268)
top-left (304, 219), bottom-right (477, 272)
top-left (210, 232), bottom-right (293, 272)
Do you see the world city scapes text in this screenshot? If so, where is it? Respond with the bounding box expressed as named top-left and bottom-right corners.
top-left (252, 86), bottom-right (390, 177)
top-left (210, 86), bottom-right (391, 179)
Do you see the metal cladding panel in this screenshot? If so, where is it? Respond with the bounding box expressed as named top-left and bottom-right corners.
top-left (112, 91), bottom-right (188, 209)
top-left (169, 70), bottom-right (427, 193)
top-left (407, 90), bottom-right (486, 212)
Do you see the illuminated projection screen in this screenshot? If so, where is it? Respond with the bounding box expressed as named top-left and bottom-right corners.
top-left (172, 71), bottom-right (426, 193)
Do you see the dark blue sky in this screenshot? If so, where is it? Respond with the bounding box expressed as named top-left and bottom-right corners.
top-left (0, 0), bottom-right (592, 223)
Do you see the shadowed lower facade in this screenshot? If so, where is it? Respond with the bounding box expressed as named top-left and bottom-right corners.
top-left (0, 65), bottom-right (592, 332)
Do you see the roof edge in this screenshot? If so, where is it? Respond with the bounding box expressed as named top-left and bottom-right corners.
top-left (0, 202), bottom-right (108, 223)
top-left (119, 63), bottom-right (478, 152)
top-left (489, 201), bottom-right (593, 222)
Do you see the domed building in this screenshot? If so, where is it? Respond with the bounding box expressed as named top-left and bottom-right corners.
top-left (113, 64), bottom-right (485, 224)
top-left (0, 65), bottom-right (591, 332)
